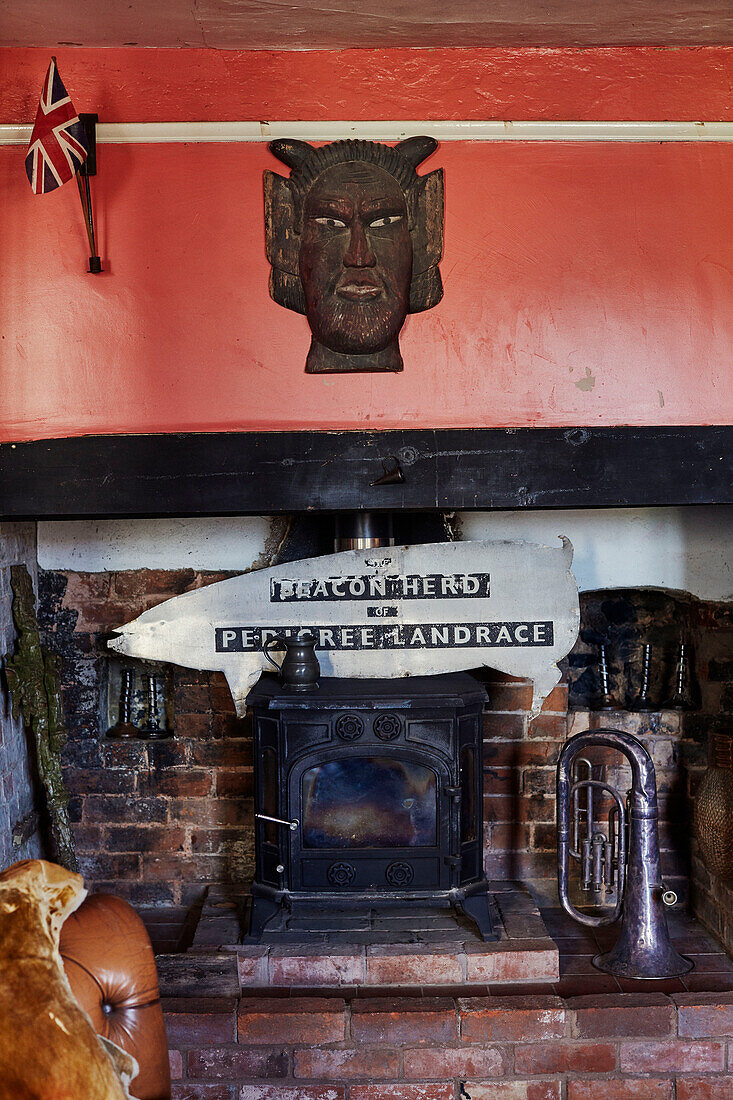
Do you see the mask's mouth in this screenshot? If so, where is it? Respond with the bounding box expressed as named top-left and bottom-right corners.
top-left (336, 276), bottom-right (382, 301)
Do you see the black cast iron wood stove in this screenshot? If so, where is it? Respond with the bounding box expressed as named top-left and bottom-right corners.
top-left (247, 671), bottom-right (497, 940)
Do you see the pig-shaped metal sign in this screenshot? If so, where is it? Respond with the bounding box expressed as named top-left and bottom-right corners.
top-left (109, 539), bottom-right (579, 717)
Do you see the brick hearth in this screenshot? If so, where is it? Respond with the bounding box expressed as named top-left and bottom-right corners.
top-left (187, 882), bottom-right (559, 988)
top-left (158, 902), bottom-right (733, 1098)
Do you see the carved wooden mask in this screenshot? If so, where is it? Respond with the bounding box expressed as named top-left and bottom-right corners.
top-left (264, 137), bottom-right (444, 374)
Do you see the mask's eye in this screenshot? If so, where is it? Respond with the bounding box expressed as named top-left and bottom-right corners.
top-left (369, 214), bottom-right (403, 228)
top-left (314, 216), bottom-right (347, 228)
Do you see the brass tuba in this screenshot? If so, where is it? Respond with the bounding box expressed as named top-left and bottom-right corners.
top-left (557, 727), bottom-right (693, 979)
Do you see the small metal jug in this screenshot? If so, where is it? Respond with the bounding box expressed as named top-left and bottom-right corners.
top-left (263, 632), bottom-right (320, 691)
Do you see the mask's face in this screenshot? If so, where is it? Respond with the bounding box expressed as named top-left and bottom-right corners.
top-left (298, 162), bottom-right (412, 356)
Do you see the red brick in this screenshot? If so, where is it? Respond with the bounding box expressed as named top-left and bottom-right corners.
top-left (187, 1047), bottom-right (288, 1079)
top-left (168, 797), bottom-right (253, 826)
top-left (172, 1086), bottom-right (235, 1100)
top-left (61, 574), bottom-right (112, 630)
top-left (240, 1090), bottom-right (345, 1100)
top-left (528, 714), bottom-right (568, 740)
top-left (103, 741), bottom-right (148, 767)
top-left (465, 946), bottom-right (558, 984)
top-left (365, 948), bottom-right (463, 986)
top-left (105, 825), bottom-right (186, 853)
top-left (487, 823), bottom-right (532, 851)
top-left (403, 1046), bottom-right (508, 1079)
top-left (237, 950), bottom-right (269, 987)
top-left (462, 1086), bottom-right (560, 1100)
top-left (113, 569), bottom-right (196, 597)
top-left (213, 713), bottom-right (250, 737)
top-left (191, 741), bottom-right (252, 767)
top-left (165, 1010), bottom-right (235, 1046)
top-left (515, 1041), bottom-right (616, 1074)
top-left (84, 794), bottom-right (167, 823)
top-left (147, 740), bottom-right (189, 768)
top-left (522, 768), bottom-right (556, 797)
top-left (237, 998), bottom-right (345, 1044)
top-left (486, 682), bottom-right (535, 711)
top-left (77, 852), bottom-right (141, 880)
top-left (175, 713), bottom-right (213, 739)
top-left (619, 1041), bottom-right (726, 1074)
top-left (71, 824), bottom-right (102, 850)
top-left (677, 999), bottom-right (733, 1037)
top-left (569, 993), bottom-right (675, 1038)
top-left (294, 1049), bottom-right (400, 1080)
top-left (190, 828), bottom-right (248, 854)
top-left (169, 1050), bottom-right (183, 1080)
top-left (483, 740), bottom-right (560, 767)
top-left (483, 713), bottom-right (526, 740)
top-left (481, 766), bottom-right (515, 795)
top-left (144, 853), bottom-right (229, 881)
top-left (210, 673), bottom-right (237, 713)
top-left (483, 795), bottom-right (514, 823)
top-left (516, 793), bottom-right (556, 822)
top-left (532, 824), bottom-right (558, 849)
top-left (65, 767), bottom-right (136, 795)
top-left (77, 598), bottom-right (149, 632)
top-left (460, 995), bottom-right (566, 1042)
top-left (175, 683), bottom-right (212, 712)
top-left (567, 1082), bottom-right (673, 1100)
top-left (216, 768), bottom-right (254, 797)
top-left (351, 999), bottom-right (457, 1044)
top-left (677, 1080), bottom-right (733, 1100)
top-left (541, 683), bottom-right (569, 712)
top-left (351, 1087), bottom-right (454, 1100)
top-left (269, 951), bottom-right (364, 986)
top-left (156, 770), bottom-right (213, 797)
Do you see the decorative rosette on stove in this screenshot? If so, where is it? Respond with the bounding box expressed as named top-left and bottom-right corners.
top-left (385, 860), bottom-right (414, 887)
top-left (327, 861), bottom-right (356, 887)
top-left (335, 713), bottom-right (364, 741)
top-left (373, 712), bottom-right (402, 741)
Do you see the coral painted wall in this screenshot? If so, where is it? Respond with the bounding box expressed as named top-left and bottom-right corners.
top-left (2, 47), bottom-right (733, 441)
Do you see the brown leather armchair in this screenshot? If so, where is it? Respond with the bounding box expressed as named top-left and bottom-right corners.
top-left (60, 893), bottom-right (172, 1100)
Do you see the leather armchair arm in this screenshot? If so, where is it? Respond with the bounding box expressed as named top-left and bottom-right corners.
top-left (61, 893), bottom-right (171, 1100)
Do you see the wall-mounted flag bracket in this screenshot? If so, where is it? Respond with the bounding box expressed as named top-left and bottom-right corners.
top-left (76, 113), bottom-right (102, 273)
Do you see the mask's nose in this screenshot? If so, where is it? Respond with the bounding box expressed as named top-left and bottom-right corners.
top-left (343, 220), bottom-right (376, 268)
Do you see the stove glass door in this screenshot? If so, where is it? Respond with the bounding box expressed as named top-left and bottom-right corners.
top-left (301, 756), bottom-right (437, 848)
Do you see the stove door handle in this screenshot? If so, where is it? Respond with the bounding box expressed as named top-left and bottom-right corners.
top-left (256, 812), bottom-right (299, 832)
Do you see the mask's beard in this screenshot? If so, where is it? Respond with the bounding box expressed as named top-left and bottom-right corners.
top-left (308, 299), bottom-right (404, 355)
top-left (305, 269), bottom-right (410, 356)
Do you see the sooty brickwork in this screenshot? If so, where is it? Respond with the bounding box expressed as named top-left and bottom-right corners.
top-left (0, 523), bottom-right (44, 869)
top-left (38, 567), bottom-right (252, 907)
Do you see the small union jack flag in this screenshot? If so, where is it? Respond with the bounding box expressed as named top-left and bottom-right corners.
top-left (25, 59), bottom-right (88, 194)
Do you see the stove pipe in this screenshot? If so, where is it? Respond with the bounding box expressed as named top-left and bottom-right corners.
top-left (334, 511), bottom-right (394, 552)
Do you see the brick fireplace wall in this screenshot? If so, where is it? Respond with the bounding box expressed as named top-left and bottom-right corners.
top-left (0, 523), bottom-right (44, 869)
top-left (37, 567), bottom-right (729, 928)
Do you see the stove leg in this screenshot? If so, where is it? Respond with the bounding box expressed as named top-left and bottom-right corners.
top-left (247, 894), bottom-right (284, 940)
top-left (458, 892), bottom-right (500, 942)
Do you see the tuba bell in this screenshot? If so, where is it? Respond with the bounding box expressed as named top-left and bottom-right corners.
top-left (557, 727), bottom-right (693, 979)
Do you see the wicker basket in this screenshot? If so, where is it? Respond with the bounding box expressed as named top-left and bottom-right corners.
top-left (694, 729), bottom-right (733, 885)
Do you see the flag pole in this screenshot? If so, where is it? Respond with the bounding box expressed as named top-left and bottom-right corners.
top-left (76, 113), bottom-right (102, 273)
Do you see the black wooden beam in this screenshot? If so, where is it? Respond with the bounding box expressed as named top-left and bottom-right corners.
top-left (0, 427), bottom-right (731, 518)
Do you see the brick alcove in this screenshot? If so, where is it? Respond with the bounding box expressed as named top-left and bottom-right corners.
top-left (32, 562), bottom-right (733, 1096)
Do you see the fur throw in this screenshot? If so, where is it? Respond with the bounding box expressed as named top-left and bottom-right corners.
top-left (0, 860), bottom-right (137, 1100)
